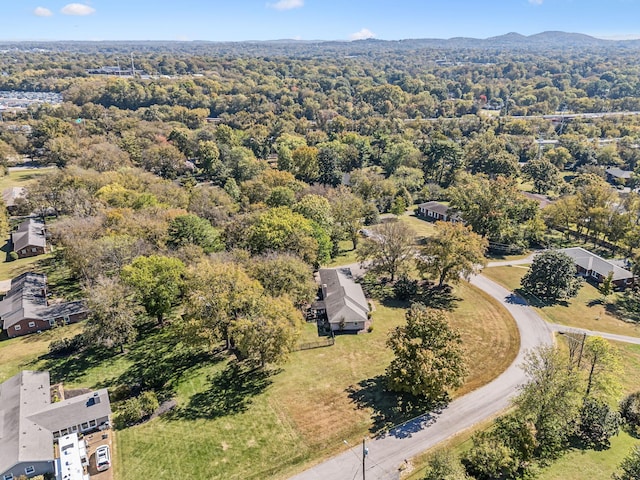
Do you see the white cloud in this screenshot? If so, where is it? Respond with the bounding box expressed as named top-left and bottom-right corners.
top-left (528, 0), bottom-right (544, 5)
top-left (350, 28), bottom-right (376, 41)
top-left (267, 0), bottom-right (304, 11)
top-left (33, 7), bottom-right (53, 17)
top-left (61, 3), bottom-right (96, 16)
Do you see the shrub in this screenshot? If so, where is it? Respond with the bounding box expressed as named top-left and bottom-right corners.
top-left (114, 390), bottom-right (159, 429)
top-left (620, 391), bottom-right (640, 430)
top-left (48, 334), bottom-right (85, 357)
top-left (8, 251), bottom-right (18, 261)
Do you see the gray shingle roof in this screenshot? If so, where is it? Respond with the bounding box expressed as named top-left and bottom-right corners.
top-left (418, 201), bottom-right (450, 216)
top-left (559, 247), bottom-right (634, 281)
top-left (0, 273), bottom-right (88, 331)
top-left (318, 268), bottom-right (369, 325)
top-left (0, 371), bottom-right (57, 474)
top-left (11, 218), bottom-right (46, 252)
top-left (0, 371), bottom-right (111, 476)
top-left (606, 167), bottom-right (633, 179)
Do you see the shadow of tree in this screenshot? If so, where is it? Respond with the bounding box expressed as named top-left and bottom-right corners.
top-left (113, 325), bottom-right (223, 395)
top-left (606, 292), bottom-right (640, 324)
top-left (415, 285), bottom-right (461, 311)
top-left (169, 362), bottom-right (274, 421)
top-left (346, 375), bottom-right (447, 438)
top-left (41, 343), bottom-right (115, 385)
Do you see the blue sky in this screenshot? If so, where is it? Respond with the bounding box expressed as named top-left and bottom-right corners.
top-left (3, 0), bottom-right (640, 42)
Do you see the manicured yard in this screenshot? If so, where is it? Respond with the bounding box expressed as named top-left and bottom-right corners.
top-left (0, 167), bottom-right (56, 191)
top-left (0, 278), bottom-right (514, 480)
top-left (482, 265), bottom-right (640, 337)
top-left (536, 431), bottom-right (639, 480)
top-left (325, 239), bottom-right (358, 267)
top-left (403, 339), bottom-right (640, 480)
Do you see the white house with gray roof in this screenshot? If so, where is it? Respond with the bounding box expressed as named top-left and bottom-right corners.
top-left (314, 268), bottom-right (370, 332)
top-left (559, 247), bottom-right (636, 289)
top-left (0, 371), bottom-right (111, 480)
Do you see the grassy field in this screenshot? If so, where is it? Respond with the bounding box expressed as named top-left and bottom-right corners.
top-left (403, 339), bottom-right (640, 480)
top-left (483, 265), bottom-right (640, 337)
top-left (0, 167), bottom-right (55, 191)
top-left (0, 275), bottom-right (516, 480)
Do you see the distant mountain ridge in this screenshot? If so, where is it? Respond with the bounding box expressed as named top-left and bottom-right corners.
top-left (1, 31), bottom-right (639, 55)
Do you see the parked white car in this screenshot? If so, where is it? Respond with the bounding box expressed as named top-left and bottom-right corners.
top-left (96, 445), bottom-right (111, 472)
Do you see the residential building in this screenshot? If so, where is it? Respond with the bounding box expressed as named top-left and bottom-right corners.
top-left (0, 371), bottom-right (111, 480)
top-left (11, 218), bottom-right (47, 258)
top-left (313, 268), bottom-right (370, 333)
top-left (0, 272), bottom-right (88, 338)
top-left (2, 187), bottom-right (25, 215)
top-left (416, 201), bottom-right (461, 222)
top-left (559, 247), bottom-right (635, 289)
top-left (605, 167), bottom-right (633, 186)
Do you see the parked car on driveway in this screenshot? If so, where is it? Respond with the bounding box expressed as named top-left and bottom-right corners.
top-left (96, 445), bottom-right (111, 472)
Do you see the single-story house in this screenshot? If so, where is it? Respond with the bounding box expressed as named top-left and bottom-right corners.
top-left (0, 272), bottom-right (88, 338)
top-left (559, 247), bottom-right (635, 289)
top-left (416, 201), bottom-right (461, 222)
top-left (0, 370), bottom-right (111, 480)
top-left (2, 186), bottom-right (26, 215)
top-left (313, 268), bottom-right (370, 333)
top-left (11, 218), bottom-right (47, 259)
top-left (605, 167), bottom-right (633, 186)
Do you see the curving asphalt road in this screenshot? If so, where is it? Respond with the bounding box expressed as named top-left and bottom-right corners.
top-left (289, 274), bottom-right (555, 480)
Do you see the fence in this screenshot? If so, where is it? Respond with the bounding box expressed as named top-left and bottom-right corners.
top-left (294, 334), bottom-right (335, 352)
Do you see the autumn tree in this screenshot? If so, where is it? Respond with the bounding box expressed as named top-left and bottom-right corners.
top-left (182, 259), bottom-right (263, 349)
top-left (386, 304), bottom-right (467, 400)
top-left (168, 214), bottom-right (224, 253)
top-left (84, 276), bottom-right (142, 353)
top-left (230, 296), bottom-right (302, 368)
top-left (521, 250), bottom-right (583, 303)
top-left (330, 186), bottom-right (365, 249)
top-left (522, 158), bottom-right (561, 194)
top-left (613, 446), bottom-right (640, 480)
top-left (356, 220), bottom-right (415, 281)
top-left (250, 253), bottom-right (317, 308)
top-left (417, 222), bottom-right (488, 287)
top-left (121, 255), bottom-right (185, 325)
top-left (514, 346), bottom-right (582, 460)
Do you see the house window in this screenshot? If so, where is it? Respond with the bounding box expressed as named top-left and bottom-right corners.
top-left (61, 428), bottom-right (68, 436)
top-left (31, 248), bottom-right (37, 253)
top-left (49, 319), bottom-right (55, 327)
top-left (53, 431), bottom-right (60, 439)
top-left (14, 325), bottom-right (21, 331)
top-left (89, 420), bottom-right (97, 427)
top-left (71, 425), bottom-right (78, 432)
top-left (81, 422), bottom-right (89, 430)
top-left (28, 321), bottom-right (36, 327)
top-left (4, 474), bottom-right (14, 480)
top-left (24, 466), bottom-right (35, 475)
top-left (21, 249), bottom-right (26, 254)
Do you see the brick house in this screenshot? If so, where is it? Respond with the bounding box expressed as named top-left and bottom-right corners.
top-left (559, 247), bottom-right (636, 289)
top-left (416, 201), bottom-right (462, 222)
top-left (0, 272), bottom-right (88, 338)
top-left (11, 218), bottom-right (47, 259)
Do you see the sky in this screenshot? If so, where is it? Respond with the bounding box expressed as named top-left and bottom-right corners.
top-left (2, 0), bottom-right (640, 42)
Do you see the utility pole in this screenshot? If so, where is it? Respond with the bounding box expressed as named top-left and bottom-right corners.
top-left (362, 438), bottom-right (368, 480)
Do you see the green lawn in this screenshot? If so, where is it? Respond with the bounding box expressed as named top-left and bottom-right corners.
top-left (0, 276), bottom-right (509, 480)
top-left (403, 339), bottom-right (640, 480)
top-left (0, 167), bottom-right (56, 191)
top-left (482, 265), bottom-right (640, 337)
top-left (536, 431), bottom-right (639, 480)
